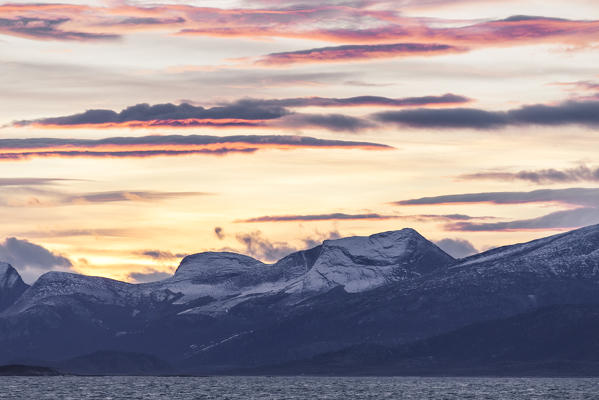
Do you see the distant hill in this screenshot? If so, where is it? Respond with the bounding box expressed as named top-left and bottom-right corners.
top-left (58, 351), bottom-right (172, 375)
top-left (0, 364), bottom-right (61, 376)
top-left (260, 304), bottom-right (599, 376)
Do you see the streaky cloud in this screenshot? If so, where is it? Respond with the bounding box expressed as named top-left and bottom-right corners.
top-left (460, 165), bottom-right (599, 184)
top-left (0, 178), bottom-right (73, 186)
top-left (15, 95), bottom-right (469, 131)
top-left (256, 43), bottom-right (464, 65)
top-left (373, 100), bottom-right (599, 129)
top-left (447, 207), bottom-right (599, 232)
top-left (396, 188), bottom-right (599, 207)
top-left (64, 191), bottom-right (209, 204)
top-left (238, 213), bottom-right (398, 222)
top-left (0, 134), bottom-right (392, 162)
top-left (15, 102), bottom-right (289, 127)
top-left (0, 16), bottom-right (119, 41)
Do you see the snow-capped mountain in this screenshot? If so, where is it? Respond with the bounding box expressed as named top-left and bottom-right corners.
top-left (1, 225), bottom-right (599, 373)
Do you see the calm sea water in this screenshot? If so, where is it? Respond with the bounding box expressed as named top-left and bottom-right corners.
top-left (0, 376), bottom-right (598, 399)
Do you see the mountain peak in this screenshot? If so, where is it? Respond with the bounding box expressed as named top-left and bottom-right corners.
top-left (0, 263), bottom-right (29, 312)
top-left (289, 228), bottom-right (454, 293)
top-left (320, 228), bottom-right (452, 269)
top-left (0, 263), bottom-right (25, 290)
top-left (174, 252), bottom-right (264, 279)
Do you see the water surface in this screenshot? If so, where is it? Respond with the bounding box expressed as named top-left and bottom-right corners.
top-left (1, 376), bottom-right (598, 399)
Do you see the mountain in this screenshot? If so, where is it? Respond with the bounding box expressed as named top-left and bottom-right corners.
top-left (0, 263), bottom-right (29, 312)
top-left (0, 364), bottom-right (61, 376)
top-left (58, 351), bottom-right (172, 376)
top-left (261, 304), bottom-right (599, 376)
top-left (1, 225), bottom-right (599, 375)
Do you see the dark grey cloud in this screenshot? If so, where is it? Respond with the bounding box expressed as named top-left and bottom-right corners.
top-left (16, 102), bottom-right (289, 127)
top-left (447, 207), bottom-right (599, 231)
top-left (214, 227), bottom-right (225, 240)
top-left (434, 238), bottom-right (478, 258)
top-left (460, 165), bottom-right (599, 184)
top-left (234, 94), bottom-right (469, 108)
top-left (140, 250), bottom-right (187, 260)
top-left (238, 213), bottom-right (398, 223)
top-left (279, 113), bottom-right (375, 132)
top-left (14, 95), bottom-right (467, 133)
top-left (128, 270), bottom-right (173, 283)
top-left (0, 17), bottom-right (119, 41)
top-left (0, 237), bottom-right (72, 271)
top-left (373, 100), bottom-right (599, 129)
top-left (396, 188), bottom-right (599, 207)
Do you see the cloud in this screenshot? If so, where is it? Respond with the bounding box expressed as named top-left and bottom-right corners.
top-left (434, 238), bottom-right (478, 258)
top-left (235, 231), bottom-right (298, 262)
top-left (14, 229), bottom-right (137, 238)
top-left (235, 94), bottom-right (469, 108)
top-left (0, 178), bottom-right (72, 186)
top-left (460, 165), bottom-right (599, 184)
top-left (214, 227), bottom-right (225, 240)
top-left (128, 269), bottom-right (173, 283)
top-left (238, 213), bottom-right (398, 223)
top-left (238, 212), bottom-right (493, 223)
top-left (14, 96), bottom-right (468, 132)
top-left (3, 2), bottom-right (599, 53)
top-left (139, 250), bottom-right (186, 260)
top-left (215, 227), bottom-right (340, 261)
top-left (15, 102), bottom-right (289, 128)
top-left (278, 114), bottom-right (375, 132)
top-left (0, 16), bottom-right (119, 41)
top-left (0, 187), bottom-right (208, 208)
top-left (64, 191), bottom-right (207, 204)
top-left (256, 43), bottom-right (464, 65)
top-left (0, 134), bottom-right (392, 162)
top-left (373, 100), bottom-right (599, 129)
top-left (447, 207), bottom-right (599, 231)
top-left (395, 188), bottom-right (599, 207)
top-left (0, 237), bottom-right (72, 272)
top-left (301, 229), bottom-right (342, 248)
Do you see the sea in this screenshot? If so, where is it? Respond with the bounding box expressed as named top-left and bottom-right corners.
top-left (0, 376), bottom-right (598, 399)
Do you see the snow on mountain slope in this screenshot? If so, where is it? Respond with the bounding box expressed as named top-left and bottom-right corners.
top-left (142, 252), bottom-right (288, 305)
top-left (451, 224), bottom-right (599, 279)
top-left (286, 229), bottom-right (454, 293)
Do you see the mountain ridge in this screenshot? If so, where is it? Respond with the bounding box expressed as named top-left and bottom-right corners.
top-left (1, 224), bottom-right (599, 374)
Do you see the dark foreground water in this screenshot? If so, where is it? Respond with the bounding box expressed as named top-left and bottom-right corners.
top-left (0, 376), bottom-right (598, 399)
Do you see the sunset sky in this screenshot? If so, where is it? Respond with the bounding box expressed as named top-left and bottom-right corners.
top-left (1, 0), bottom-right (599, 283)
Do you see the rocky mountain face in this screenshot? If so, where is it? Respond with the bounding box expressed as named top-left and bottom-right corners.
top-left (0, 263), bottom-right (29, 313)
top-left (1, 225), bottom-right (599, 375)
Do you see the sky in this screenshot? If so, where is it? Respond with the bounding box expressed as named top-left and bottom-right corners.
top-left (1, 0), bottom-right (599, 283)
